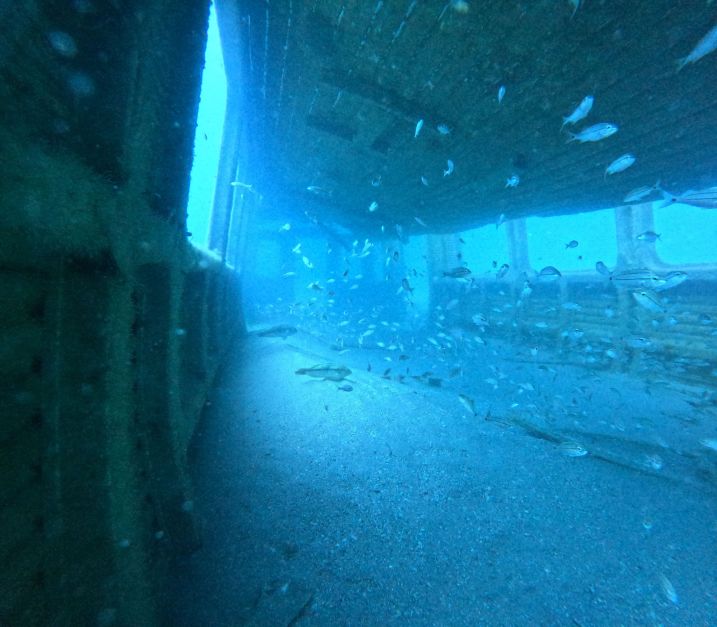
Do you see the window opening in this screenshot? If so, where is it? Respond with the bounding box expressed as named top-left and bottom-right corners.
top-left (460, 223), bottom-right (510, 277)
top-left (653, 201), bottom-right (717, 266)
top-left (186, 2), bottom-right (227, 249)
top-left (525, 208), bottom-right (618, 272)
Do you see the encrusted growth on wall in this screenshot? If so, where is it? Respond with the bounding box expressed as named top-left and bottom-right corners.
top-left (0, 2), bottom-right (245, 624)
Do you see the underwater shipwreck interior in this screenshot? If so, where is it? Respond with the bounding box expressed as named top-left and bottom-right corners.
top-left (2, 0), bottom-right (717, 624)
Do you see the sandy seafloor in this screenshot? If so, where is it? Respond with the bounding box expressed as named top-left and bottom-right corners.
top-left (166, 330), bottom-right (717, 625)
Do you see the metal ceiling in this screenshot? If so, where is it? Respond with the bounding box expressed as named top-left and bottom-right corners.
top-left (231, 0), bottom-right (717, 234)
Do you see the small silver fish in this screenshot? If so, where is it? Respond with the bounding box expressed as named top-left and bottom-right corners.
top-left (659, 186), bottom-right (717, 209)
top-left (443, 266), bottom-right (472, 278)
top-left (230, 180), bottom-right (253, 190)
top-left (595, 260), bottom-right (610, 275)
top-left (414, 216), bottom-right (427, 227)
top-left (566, 122), bottom-right (618, 143)
top-left (444, 159), bottom-right (454, 176)
top-left (458, 393), bottom-right (477, 416)
top-left (538, 266), bottom-right (562, 281)
top-left (496, 213), bottom-right (506, 228)
top-left (498, 85), bottom-right (506, 103)
top-left (610, 268), bottom-right (662, 290)
top-left (436, 124), bottom-right (451, 135)
top-left (559, 441), bottom-right (588, 457)
top-left (415, 119), bottom-right (424, 138)
top-left (306, 185), bottom-right (332, 197)
top-left (561, 95), bottom-right (593, 129)
top-left (421, 175), bottom-right (429, 186)
top-left (659, 574), bottom-right (679, 605)
top-left (623, 181), bottom-right (660, 203)
top-left (632, 290), bottom-right (665, 314)
top-left (677, 22), bottom-right (717, 72)
top-left (496, 263), bottom-right (510, 279)
top-left (295, 364), bottom-right (352, 381)
top-left (505, 174), bottom-right (520, 187)
top-left (636, 230), bottom-right (660, 243)
top-left (653, 270), bottom-right (687, 292)
top-left (354, 238), bottom-right (373, 258)
top-left (605, 153), bottom-right (636, 178)
top-left (256, 324), bottom-right (298, 339)
top-left (368, 201), bottom-right (379, 212)
top-left (565, 240), bottom-right (579, 249)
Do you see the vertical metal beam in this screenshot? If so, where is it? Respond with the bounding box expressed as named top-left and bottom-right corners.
top-left (221, 191), bottom-right (245, 265)
top-left (614, 201), bottom-right (655, 268)
top-left (506, 218), bottom-right (530, 273)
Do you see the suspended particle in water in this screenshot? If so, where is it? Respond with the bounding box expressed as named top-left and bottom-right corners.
top-left (48, 31), bottom-right (78, 57)
top-left (67, 71), bottom-right (95, 97)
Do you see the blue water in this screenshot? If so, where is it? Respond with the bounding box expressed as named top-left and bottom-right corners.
top-left (177, 3), bottom-right (717, 623)
top-left (167, 191), bottom-right (717, 623)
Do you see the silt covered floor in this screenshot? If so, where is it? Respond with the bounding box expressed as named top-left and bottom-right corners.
top-left (165, 332), bottom-right (717, 625)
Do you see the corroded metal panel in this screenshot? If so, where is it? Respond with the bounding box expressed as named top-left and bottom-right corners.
top-left (238, 0), bottom-right (717, 233)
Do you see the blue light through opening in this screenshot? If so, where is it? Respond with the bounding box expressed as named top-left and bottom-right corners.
top-left (186, 2), bottom-right (227, 248)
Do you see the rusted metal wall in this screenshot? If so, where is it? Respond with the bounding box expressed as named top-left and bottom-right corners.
top-left (0, 2), bottom-right (246, 624)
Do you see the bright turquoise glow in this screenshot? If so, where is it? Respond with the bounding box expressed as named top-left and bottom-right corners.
top-left (460, 224), bottom-right (510, 272)
top-left (526, 209), bottom-right (618, 271)
top-left (186, 3), bottom-right (226, 248)
top-left (653, 202), bottom-right (717, 265)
